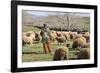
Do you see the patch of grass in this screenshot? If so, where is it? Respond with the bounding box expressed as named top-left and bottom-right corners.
top-left (23, 26), bottom-right (41, 32)
top-left (23, 54), bottom-right (53, 62)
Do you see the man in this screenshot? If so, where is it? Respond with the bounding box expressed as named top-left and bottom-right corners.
top-left (40, 24), bottom-right (52, 54)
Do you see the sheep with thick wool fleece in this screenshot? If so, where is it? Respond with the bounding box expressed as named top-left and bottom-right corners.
top-left (53, 47), bottom-right (69, 61)
top-left (77, 48), bottom-right (90, 59)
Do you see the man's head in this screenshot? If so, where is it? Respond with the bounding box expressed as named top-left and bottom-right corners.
top-left (43, 24), bottom-right (47, 28)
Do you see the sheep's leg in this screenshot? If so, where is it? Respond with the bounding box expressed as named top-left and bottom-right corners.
top-left (26, 43), bottom-right (28, 46)
top-left (30, 43), bottom-right (33, 47)
top-left (29, 41), bottom-right (33, 47)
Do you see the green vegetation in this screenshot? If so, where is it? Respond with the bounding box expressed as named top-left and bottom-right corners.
top-left (22, 26), bottom-right (41, 32)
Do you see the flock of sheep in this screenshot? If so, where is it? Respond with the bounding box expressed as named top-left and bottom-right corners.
top-left (22, 29), bottom-right (90, 61)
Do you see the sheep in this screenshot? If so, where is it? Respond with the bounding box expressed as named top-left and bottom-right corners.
top-left (72, 32), bottom-right (78, 37)
top-left (82, 43), bottom-right (90, 48)
top-left (56, 35), bottom-right (66, 45)
top-left (22, 36), bottom-right (33, 46)
top-left (62, 32), bottom-right (70, 41)
top-left (53, 47), bottom-right (69, 61)
top-left (80, 36), bottom-right (86, 42)
top-left (50, 31), bottom-right (57, 41)
top-left (22, 32), bottom-right (35, 46)
top-left (77, 48), bottom-right (90, 59)
top-left (72, 36), bottom-right (86, 49)
top-left (76, 33), bottom-right (83, 38)
top-left (56, 31), bottom-right (63, 37)
top-left (34, 31), bottom-right (41, 35)
top-left (69, 32), bottom-right (77, 40)
top-left (83, 32), bottom-right (90, 42)
top-left (30, 32), bottom-right (35, 40)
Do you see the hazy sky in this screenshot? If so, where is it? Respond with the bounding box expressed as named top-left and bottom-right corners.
top-left (23, 10), bottom-right (90, 17)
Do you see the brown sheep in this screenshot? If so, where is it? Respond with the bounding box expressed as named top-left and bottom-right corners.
top-left (62, 32), bottom-right (70, 41)
top-left (53, 47), bottom-right (69, 61)
top-left (82, 43), bottom-right (90, 48)
top-left (77, 48), bottom-right (90, 59)
top-left (56, 36), bottom-right (66, 45)
top-left (72, 37), bottom-right (86, 49)
top-left (83, 32), bottom-right (90, 42)
top-left (69, 32), bottom-right (77, 40)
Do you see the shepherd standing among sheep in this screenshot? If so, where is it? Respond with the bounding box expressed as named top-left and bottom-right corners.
top-left (40, 24), bottom-right (52, 54)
